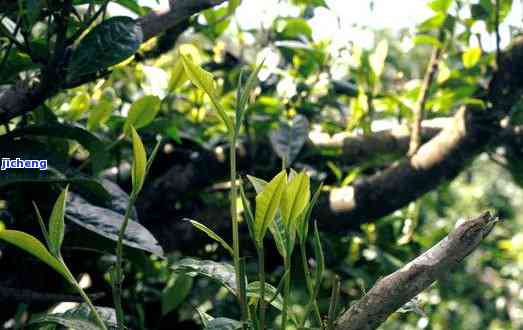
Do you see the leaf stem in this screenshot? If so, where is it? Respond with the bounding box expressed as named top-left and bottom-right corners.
top-left (113, 193), bottom-right (137, 330)
top-left (63, 265), bottom-right (108, 330)
top-left (299, 241), bottom-right (322, 327)
top-left (230, 134), bottom-right (247, 323)
top-left (258, 245), bottom-right (266, 330)
top-left (281, 256), bottom-right (291, 330)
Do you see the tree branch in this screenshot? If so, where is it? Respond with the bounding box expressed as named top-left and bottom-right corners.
top-left (408, 39), bottom-right (444, 155)
top-left (137, 0), bottom-right (226, 41)
top-left (318, 36), bottom-right (523, 230)
top-left (335, 211), bottom-right (497, 330)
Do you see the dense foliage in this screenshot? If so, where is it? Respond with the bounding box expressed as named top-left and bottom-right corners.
top-left (1, 0), bottom-right (523, 329)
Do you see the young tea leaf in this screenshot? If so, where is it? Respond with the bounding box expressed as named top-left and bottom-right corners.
top-left (124, 95), bottom-right (161, 135)
top-left (179, 47), bottom-right (233, 132)
top-left (0, 229), bottom-right (70, 281)
top-left (246, 175), bottom-right (267, 193)
top-left (48, 186), bottom-right (69, 257)
top-left (462, 47), bottom-right (482, 69)
top-left (186, 219), bottom-right (234, 256)
top-left (280, 171), bottom-right (310, 229)
top-left (235, 62), bottom-right (264, 134)
top-left (254, 171), bottom-right (287, 244)
top-left (239, 182), bottom-right (257, 248)
top-left (130, 126), bottom-right (147, 194)
top-left (246, 281), bottom-right (284, 311)
top-left (297, 183), bottom-right (323, 244)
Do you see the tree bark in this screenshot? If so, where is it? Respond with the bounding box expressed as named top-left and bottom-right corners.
top-left (335, 211), bottom-right (497, 330)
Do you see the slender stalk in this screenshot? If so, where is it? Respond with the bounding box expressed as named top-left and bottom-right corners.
top-left (113, 193), bottom-right (137, 330)
top-left (302, 263), bottom-right (323, 329)
top-left (76, 284), bottom-right (108, 330)
top-left (230, 135), bottom-right (247, 323)
top-left (299, 242), bottom-right (322, 327)
top-left (258, 245), bottom-right (267, 329)
top-left (327, 276), bottom-right (340, 330)
top-left (63, 266), bottom-right (107, 330)
top-left (281, 256), bottom-right (291, 330)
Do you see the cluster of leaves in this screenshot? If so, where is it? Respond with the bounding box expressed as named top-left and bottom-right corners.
top-left (1, 0), bottom-right (523, 329)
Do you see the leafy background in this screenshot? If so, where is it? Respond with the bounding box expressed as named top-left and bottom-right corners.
top-left (1, 0), bottom-right (523, 329)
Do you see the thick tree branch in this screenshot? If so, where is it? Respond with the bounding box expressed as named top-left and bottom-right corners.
top-left (137, 0), bottom-right (226, 41)
top-left (319, 36), bottom-right (523, 229)
top-left (0, 0), bottom-right (226, 124)
top-left (335, 211), bottom-right (497, 330)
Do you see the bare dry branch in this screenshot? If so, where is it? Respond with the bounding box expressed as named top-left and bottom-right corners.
top-left (335, 211), bottom-right (498, 330)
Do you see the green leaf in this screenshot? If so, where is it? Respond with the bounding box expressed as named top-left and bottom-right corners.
top-left (130, 126), bottom-right (147, 194)
top-left (312, 222), bottom-right (325, 284)
top-left (418, 12), bottom-right (446, 31)
top-left (169, 58), bottom-right (188, 91)
top-left (246, 175), bottom-right (267, 193)
top-left (180, 46), bottom-right (233, 132)
top-left (462, 47), bottom-right (482, 69)
top-left (281, 171), bottom-right (310, 228)
top-left (30, 303), bottom-right (117, 329)
top-left (67, 16), bottom-right (143, 81)
top-left (0, 230), bottom-right (70, 281)
top-left (48, 186), bottom-right (68, 256)
top-left (472, 0), bottom-right (513, 32)
top-left (239, 182), bottom-right (257, 247)
top-left (67, 92), bottom-right (90, 120)
top-left (65, 192), bottom-right (164, 256)
top-left (369, 40), bottom-right (388, 78)
top-left (269, 217), bottom-right (289, 258)
top-left (161, 274), bottom-right (193, 316)
top-left (186, 219), bottom-right (233, 256)
top-left (297, 183), bottom-right (322, 243)
top-left (87, 97), bottom-right (113, 131)
top-left (228, 0), bottom-right (241, 14)
top-left (236, 62), bottom-right (264, 134)
top-left (247, 281), bottom-right (284, 311)
top-left (28, 315), bottom-right (100, 330)
top-left (124, 95), bottom-right (161, 135)
top-left (254, 171), bottom-right (287, 244)
top-left (269, 115), bottom-right (309, 165)
top-left (413, 34), bottom-right (443, 48)
top-left (428, 0), bottom-right (453, 12)
top-left (205, 318), bottom-right (242, 330)
top-left (277, 18), bottom-right (313, 41)
top-left (171, 258), bottom-right (237, 293)
top-left (32, 202), bottom-right (50, 248)
top-left (169, 44), bottom-right (200, 91)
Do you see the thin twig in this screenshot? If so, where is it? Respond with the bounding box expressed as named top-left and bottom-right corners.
top-left (408, 33), bottom-right (445, 156)
top-left (66, 0), bottom-right (110, 46)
